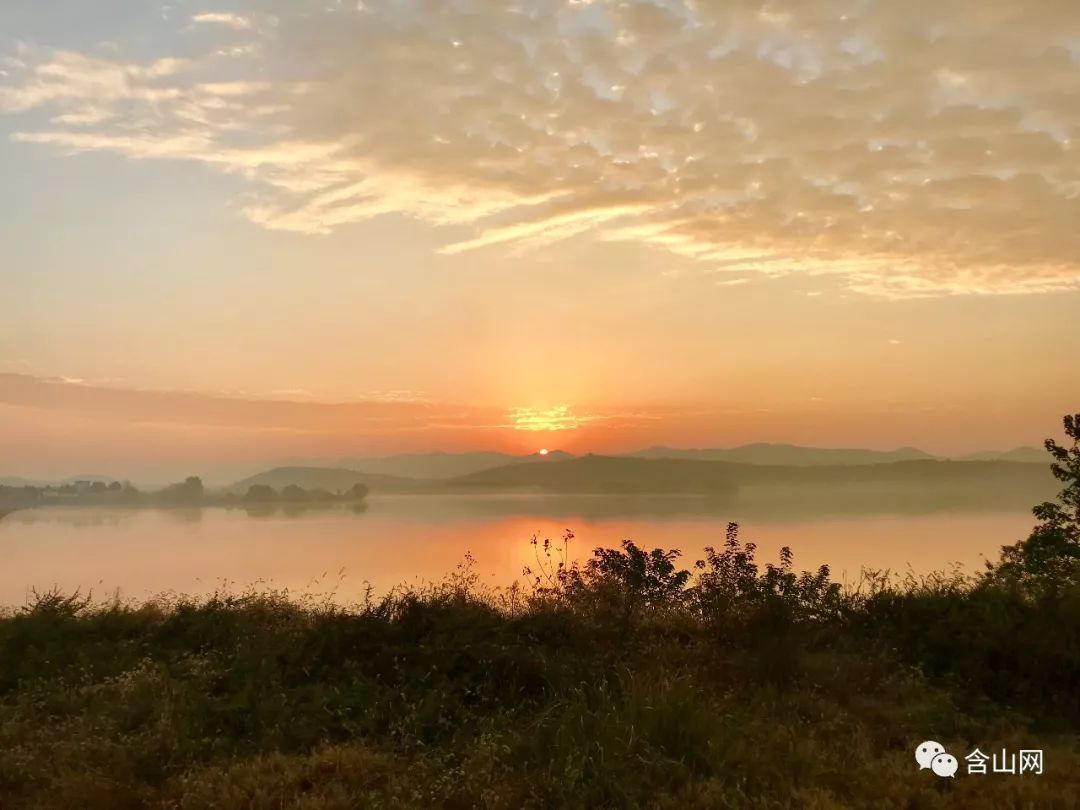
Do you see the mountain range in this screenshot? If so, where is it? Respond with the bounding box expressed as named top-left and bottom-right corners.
top-left (328, 450), bottom-right (574, 480)
top-left (3, 444), bottom-right (1048, 491)
top-left (952, 446), bottom-right (1048, 463)
top-left (231, 454), bottom-right (1056, 501)
top-left (627, 443), bottom-right (934, 466)
top-left (279, 444), bottom-right (1044, 480)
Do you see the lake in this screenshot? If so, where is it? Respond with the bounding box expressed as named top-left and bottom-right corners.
top-left (0, 492), bottom-right (1039, 608)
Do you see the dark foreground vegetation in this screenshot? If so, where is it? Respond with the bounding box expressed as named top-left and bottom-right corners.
top-left (2, 416), bottom-right (1079, 808)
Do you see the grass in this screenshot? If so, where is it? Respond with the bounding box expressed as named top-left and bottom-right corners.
top-left (2, 522), bottom-right (1080, 809)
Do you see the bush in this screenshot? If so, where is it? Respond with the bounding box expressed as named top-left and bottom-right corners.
top-left (690, 522), bottom-right (843, 630)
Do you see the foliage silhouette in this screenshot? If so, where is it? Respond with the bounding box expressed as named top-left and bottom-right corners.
top-left (992, 412), bottom-right (1080, 582)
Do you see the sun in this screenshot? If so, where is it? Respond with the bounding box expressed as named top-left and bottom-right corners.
top-left (539, 448), bottom-right (549, 456)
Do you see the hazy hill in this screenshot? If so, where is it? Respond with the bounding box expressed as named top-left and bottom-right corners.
top-left (229, 467), bottom-right (425, 495)
top-left (446, 455), bottom-right (739, 495)
top-left (229, 455), bottom-right (1056, 500)
top-left (332, 450), bottom-right (573, 480)
top-left (629, 443), bottom-right (934, 466)
top-left (954, 447), bottom-right (1046, 463)
top-left (717, 458), bottom-right (1054, 487)
top-left (443, 455), bottom-right (1055, 499)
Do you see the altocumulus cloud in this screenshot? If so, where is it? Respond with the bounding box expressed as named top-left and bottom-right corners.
top-left (2, 0), bottom-right (1079, 297)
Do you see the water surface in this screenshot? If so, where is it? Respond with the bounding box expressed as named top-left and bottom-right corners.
top-left (0, 494), bottom-right (1036, 607)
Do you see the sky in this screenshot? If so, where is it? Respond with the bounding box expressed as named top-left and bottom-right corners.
top-left (1, 0), bottom-right (1079, 482)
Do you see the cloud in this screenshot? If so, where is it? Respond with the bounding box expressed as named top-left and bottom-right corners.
top-left (0, 375), bottom-right (627, 439)
top-left (2, 0), bottom-right (1079, 296)
top-left (0, 373), bottom-right (486, 434)
top-left (439, 202), bottom-right (653, 255)
top-left (191, 12), bottom-right (253, 30)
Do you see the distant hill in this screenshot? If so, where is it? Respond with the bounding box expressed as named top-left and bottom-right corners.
top-left (229, 467), bottom-right (425, 495)
top-left (446, 456), bottom-right (739, 495)
top-left (233, 458), bottom-right (738, 497)
top-left (628, 443), bottom-right (934, 466)
top-left (725, 458), bottom-right (1055, 487)
top-left (444, 455), bottom-right (1056, 497)
top-left (229, 454), bottom-right (1057, 498)
top-left (954, 447), bottom-right (1046, 463)
top-left (332, 450), bottom-right (574, 480)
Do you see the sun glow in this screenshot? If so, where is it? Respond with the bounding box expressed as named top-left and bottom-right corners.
top-left (539, 448), bottom-right (549, 455)
top-left (509, 405), bottom-right (588, 432)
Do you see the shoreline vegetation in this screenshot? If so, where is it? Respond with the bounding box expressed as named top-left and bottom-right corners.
top-left (1, 415), bottom-right (1078, 807)
top-left (0, 478), bottom-right (371, 518)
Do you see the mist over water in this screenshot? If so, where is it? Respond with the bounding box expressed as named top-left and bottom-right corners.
top-left (0, 494), bottom-right (1036, 607)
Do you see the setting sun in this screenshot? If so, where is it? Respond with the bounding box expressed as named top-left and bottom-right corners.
top-left (539, 448), bottom-right (549, 456)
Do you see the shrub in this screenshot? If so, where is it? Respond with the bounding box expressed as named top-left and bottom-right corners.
top-left (690, 522), bottom-right (843, 629)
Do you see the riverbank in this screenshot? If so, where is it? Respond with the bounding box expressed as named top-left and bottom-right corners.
top-left (3, 527), bottom-right (1080, 808)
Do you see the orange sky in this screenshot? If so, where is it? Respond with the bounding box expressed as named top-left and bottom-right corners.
top-left (1, 1), bottom-right (1079, 482)
top-left (0, 370), bottom-right (1075, 484)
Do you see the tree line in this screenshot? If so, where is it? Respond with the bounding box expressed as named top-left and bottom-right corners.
top-left (0, 477), bottom-right (369, 512)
